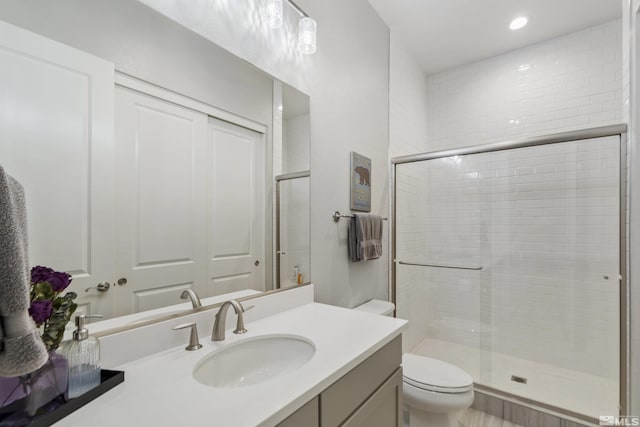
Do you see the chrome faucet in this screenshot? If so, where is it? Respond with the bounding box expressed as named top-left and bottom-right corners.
top-left (211, 299), bottom-right (248, 341)
top-left (181, 289), bottom-right (202, 309)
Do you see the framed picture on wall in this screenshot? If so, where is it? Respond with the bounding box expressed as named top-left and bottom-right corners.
top-left (350, 152), bottom-right (371, 212)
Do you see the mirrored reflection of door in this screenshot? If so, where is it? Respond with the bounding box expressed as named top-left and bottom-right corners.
top-left (208, 117), bottom-right (265, 295)
top-left (0, 21), bottom-right (116, 318)
top-left (115, 88), bottom-right (266, 315)
top-left (114, 86), bottom-right (208, 316)
top-left (276, 173), bottom-right (310, 288)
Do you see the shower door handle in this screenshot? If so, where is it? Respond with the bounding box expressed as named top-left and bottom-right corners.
top-left (397, 260), bottom-right (483, 270)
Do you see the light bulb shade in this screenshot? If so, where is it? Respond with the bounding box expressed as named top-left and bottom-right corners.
top-left (298, 17), bottom-right (317, 55)
top-left (263, 0), bottom-right (283, 29)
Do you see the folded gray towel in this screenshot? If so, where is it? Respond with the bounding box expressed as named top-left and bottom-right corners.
top-left (356, 214), bottom-right (383, 261)
top-left (0, 165), bottom-right (48, 376)
top-left (348, 214), bottom-right (383, 262)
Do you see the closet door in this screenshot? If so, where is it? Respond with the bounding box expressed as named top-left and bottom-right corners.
top-left (208, 118), bottom-right (265, 294)
top-left (114, 86), bottom-right (208, 315)
top-left (0, 21), bottom-right (116, 318)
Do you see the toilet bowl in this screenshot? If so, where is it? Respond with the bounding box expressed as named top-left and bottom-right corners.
top-left (353, 300), bottom-right (474, 427)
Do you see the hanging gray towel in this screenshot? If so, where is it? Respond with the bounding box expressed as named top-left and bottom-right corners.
top-left (348, 214), bottom-right (383, 262)
top-left (0, 165), bottom-right (48, 376)
top-left (348, 216), bottom-right (360, 262)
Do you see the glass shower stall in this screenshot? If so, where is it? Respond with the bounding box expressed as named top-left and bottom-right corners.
top-left (391, 127), bottom-right (626, 422)
top-left (275, 171), bottom-right (310, 288)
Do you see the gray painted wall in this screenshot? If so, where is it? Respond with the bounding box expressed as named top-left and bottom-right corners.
top-left (0, 0), bottom-right (272, 126)
top-left (298, 0), bottom-right (390, 307)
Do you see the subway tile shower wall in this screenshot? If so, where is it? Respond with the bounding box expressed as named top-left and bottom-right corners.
top-left (426, 19), bottom-right (623, 151)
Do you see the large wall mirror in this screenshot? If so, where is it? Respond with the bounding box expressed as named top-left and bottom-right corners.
top-left (0, 0), bottom-right (311, 328)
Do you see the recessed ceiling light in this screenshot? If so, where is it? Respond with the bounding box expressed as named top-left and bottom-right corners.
top-left (509, 16), bottom-right (528, 30)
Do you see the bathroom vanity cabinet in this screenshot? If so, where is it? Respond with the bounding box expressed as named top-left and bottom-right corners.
top-left (278, 335), bottom-right (403, 427)
top-left (52, 296), bottom-right (407, 427)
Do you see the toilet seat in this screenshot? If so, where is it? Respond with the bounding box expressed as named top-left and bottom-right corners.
top-left (402, 353), bottom-right (473, 394)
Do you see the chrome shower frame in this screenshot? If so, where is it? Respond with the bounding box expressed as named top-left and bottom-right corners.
top-left (389, 124), bottom-right (629, 422)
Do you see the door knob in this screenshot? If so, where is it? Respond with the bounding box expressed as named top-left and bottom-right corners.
top-left (85, 282), bottom-right (111, 293)
top-left (116, 277), bottom-right (128, 286)
top-left (254, 260), bottom-right (260, 266)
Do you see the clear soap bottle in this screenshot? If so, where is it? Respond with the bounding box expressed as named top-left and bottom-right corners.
top-left (59, 314), bottom-right (103, 398)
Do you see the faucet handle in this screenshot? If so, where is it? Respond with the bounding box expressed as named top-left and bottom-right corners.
top-left (233, 302), bottom-right (250, 335)
top-left (173, 322), bottom-right (203, 351)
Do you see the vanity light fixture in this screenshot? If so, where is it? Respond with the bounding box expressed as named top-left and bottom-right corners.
top-left (262, 0), bottom-right (317, 55)
top-left (288, 0), bottom-right (317, 55)
top-left (263, 0), bottom-right (284, 29)
top-left (509, 16), bottom-right (528, 30)
top-left (298, 17), bottom-right (317, 55)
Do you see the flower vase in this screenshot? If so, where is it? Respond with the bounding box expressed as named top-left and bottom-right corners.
top-left (24, 351), bottom-right (68, 416)
top-left (0, 351), bottom-right (68, 422)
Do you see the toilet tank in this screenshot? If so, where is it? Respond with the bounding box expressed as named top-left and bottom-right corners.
top-left (353, 299), bottom-right (395, 316)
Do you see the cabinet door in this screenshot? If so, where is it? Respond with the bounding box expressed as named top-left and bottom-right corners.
top-left (320, 336), bottom-right (401, 426)
top-left (0, 21), bottom-right (116, 318)
top-left (277, 396), bottom-right (319, 427)
top-left (342, 368), bottom-right (403, 427)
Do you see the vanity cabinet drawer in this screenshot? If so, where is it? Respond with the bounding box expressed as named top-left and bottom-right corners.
top-left (341, 367), bottom-right (403, 427)
top-left (320, 335), bottom-right (402, 427)
top-left (277, 396), bottom-right (319, 427)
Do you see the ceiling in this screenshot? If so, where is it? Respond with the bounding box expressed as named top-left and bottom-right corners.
top-left (367, 0), bottom-right (622, 75)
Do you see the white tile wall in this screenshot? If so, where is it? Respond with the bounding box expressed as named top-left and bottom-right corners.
top-left (426, 20), bottom-right (623, 151)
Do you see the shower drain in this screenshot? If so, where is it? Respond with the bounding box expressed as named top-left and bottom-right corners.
top-left (510, 375), bottom-right (528, 384)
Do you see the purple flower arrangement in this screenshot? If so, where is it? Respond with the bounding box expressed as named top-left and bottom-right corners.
top-left (28, 266), bottom-right (77, 351)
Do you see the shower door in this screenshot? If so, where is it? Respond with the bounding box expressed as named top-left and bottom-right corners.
top-left (393, 133), bottom-right (623, 420)
top-left (275, 172), bottom-right (310, 288)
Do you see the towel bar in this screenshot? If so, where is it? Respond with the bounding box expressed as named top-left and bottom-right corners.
top-left (332, 210), bottom-right (388, 223)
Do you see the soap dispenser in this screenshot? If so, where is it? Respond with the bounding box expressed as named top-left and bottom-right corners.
top-left (60, 314), bottom-right (103, 398)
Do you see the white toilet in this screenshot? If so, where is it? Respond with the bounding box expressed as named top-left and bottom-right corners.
top-left (353, 300), bottom-right (474, 427)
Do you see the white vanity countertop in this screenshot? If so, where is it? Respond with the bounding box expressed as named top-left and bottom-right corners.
top-left (55, 302), bottom-right (407, 427)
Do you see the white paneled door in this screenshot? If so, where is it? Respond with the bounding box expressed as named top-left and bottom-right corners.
top-left (115, 88), bottom-right (265, 314)
top-left (0, 21), bottom-right (116, 318)
top-left (114, 87), bottom-right (209, 316)
top-left (208, 118), bottom-right (264, 295)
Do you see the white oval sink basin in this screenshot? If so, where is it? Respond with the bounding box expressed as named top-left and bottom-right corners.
top-left (193, 335), bottom-right (315, 388)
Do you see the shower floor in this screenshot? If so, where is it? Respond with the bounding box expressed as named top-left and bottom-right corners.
top-left (411, 337), bottom-right (618, 420)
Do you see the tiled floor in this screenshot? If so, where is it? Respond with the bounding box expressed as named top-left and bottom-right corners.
top-left (460, 408), bottom-right (523, 427)
top-left (411, 337), bottom-right (617, 419)
top-left (471, 393), bottom-right (592, 427)
top-left (403, 409), bottom-right (523, 427)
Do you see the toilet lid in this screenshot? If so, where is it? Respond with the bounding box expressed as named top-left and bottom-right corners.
top-left (402, 354), bottom-right (473, 393)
